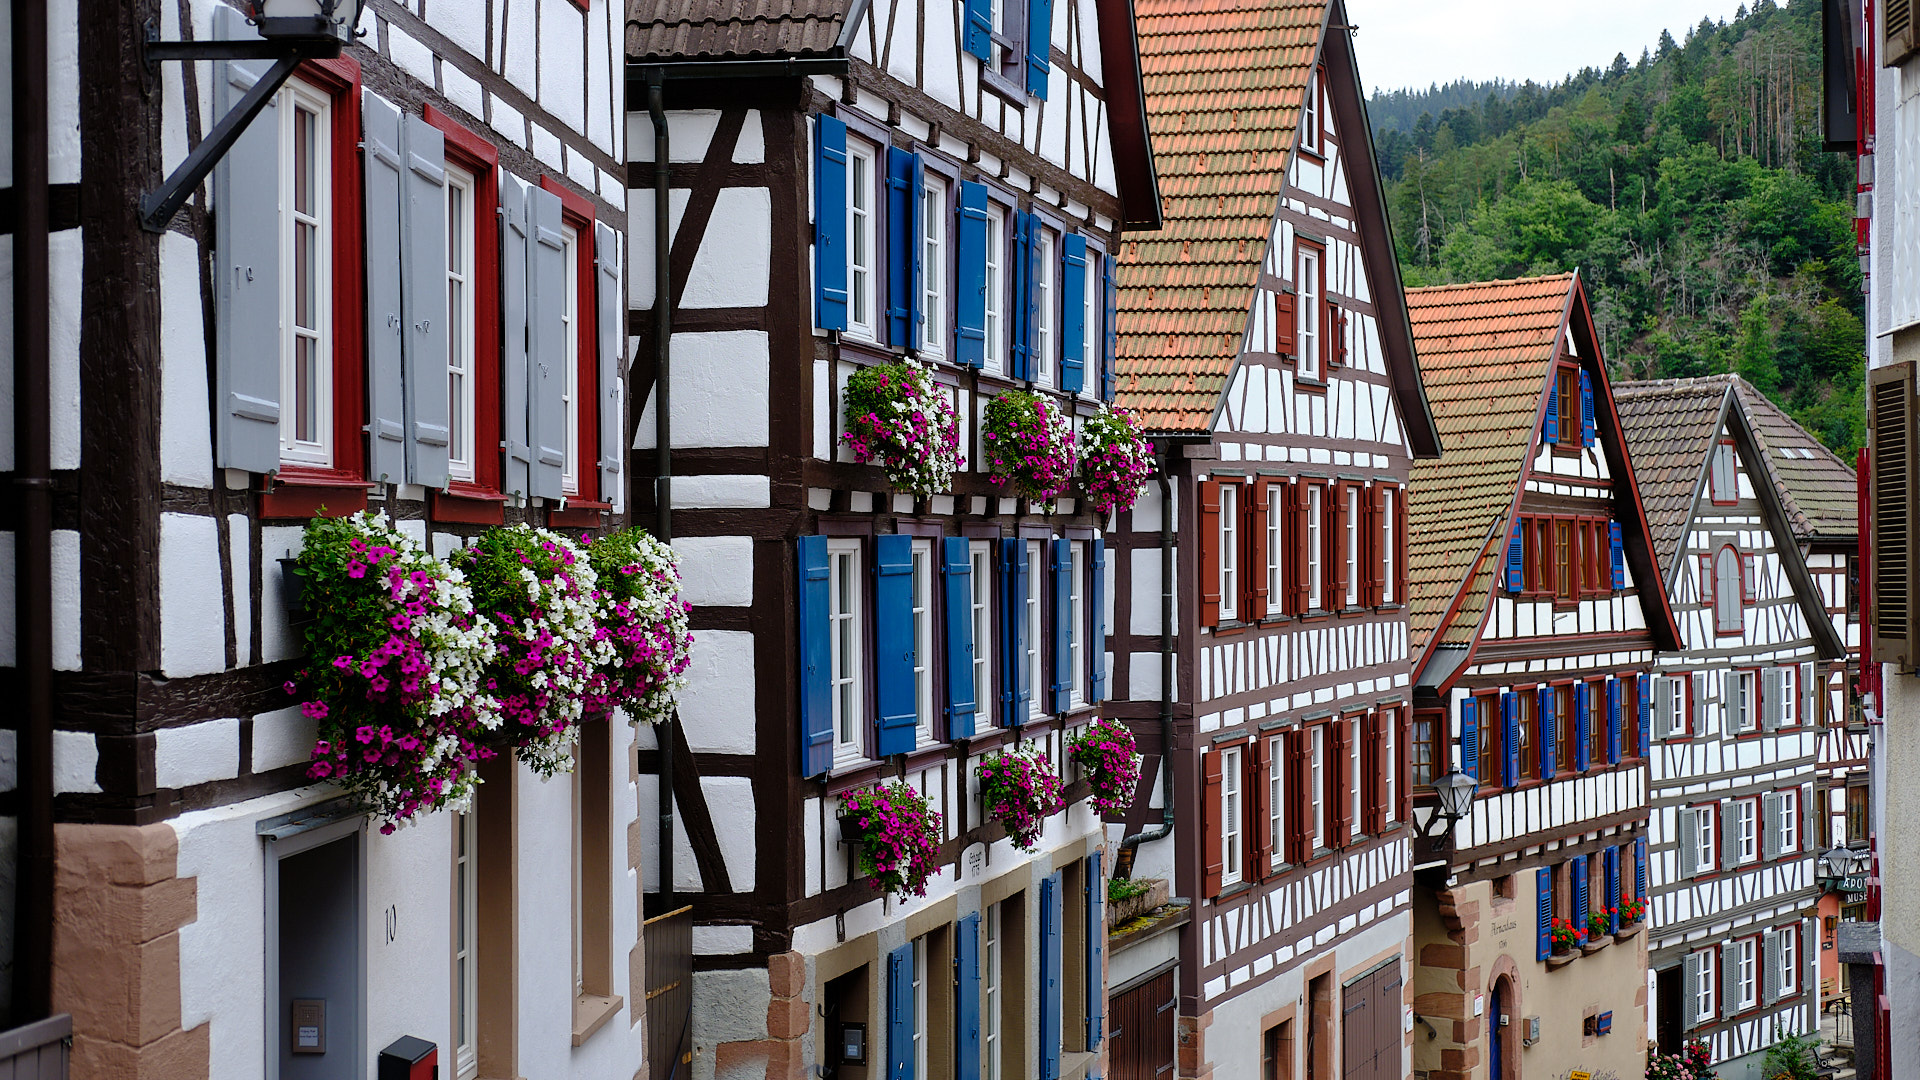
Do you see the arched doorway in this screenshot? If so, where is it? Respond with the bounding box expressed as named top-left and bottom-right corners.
top-left (1490, 977), bottom-right (1514, 1080)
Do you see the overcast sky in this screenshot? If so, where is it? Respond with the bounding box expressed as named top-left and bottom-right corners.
top-left (1345, 0), bottom-right (1755, 95)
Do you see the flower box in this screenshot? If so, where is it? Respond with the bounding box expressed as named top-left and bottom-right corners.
top-left (982, 391), bottom-right (1076, 506)
top-left (841, 359), bottom-right (962, 497)
top-left (1068, 717), bottom-right (1142, 815)
top-left (976, 743), bottom-right (1066, 851)
top-left (838, 782), bottom-right (944, 898)
top-left (1105, 878), bottom-right (1170, 928)
top-left (1613, 923), bottom-right (1644, 943)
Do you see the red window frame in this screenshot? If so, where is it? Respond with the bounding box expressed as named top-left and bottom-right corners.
top-left (538, 176), bottom-right (607, 525)
top-left (1553, 365), bottom-right (1578, 450)
top-left (1586, 677), bottom-right (1607, 768)
top-left (1474, 692), bottom-right (1502, 791)
top-left (1554, 681), bottom-right (1578, 771)
top-left (261, 56), bottom-right (367, 518)
top-left (1514, 686), bottom-right (1539, 783)
top-left (1412, 708), bottom-right (1443, 789)
top-left (1620, 675), bottom-right (1640, 758)
top-left (1553, 517), bottom-right (1576, 603)
top-left (1774, 785), bottom-right (1802, 856)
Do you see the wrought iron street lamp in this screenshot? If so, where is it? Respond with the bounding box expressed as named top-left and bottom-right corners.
top-left (1822, 845), bottom-right (1871, 882)
top-left (1430, 769), bottom-right (1479, 831)
top-left (139, 0), bottom-right (368, 231)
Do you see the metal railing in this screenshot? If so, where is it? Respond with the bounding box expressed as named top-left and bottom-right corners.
top-left (0, 1014), bottom-right (71, 1079)
top-left (644, 905), bottom-right (693, 1080)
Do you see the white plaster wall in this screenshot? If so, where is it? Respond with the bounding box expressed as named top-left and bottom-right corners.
top-left (51, 729), bottom-right (97, 794)
top-left (253, 705), bottom-right (320, 773)
top-left (632, 331), bottom-right (771, 449)
top-left (155, 718), bottom-right (243, 790)
top-left (682, 187), bottom-right (773, 309)
top-left (364, 811), bottom-right (456, 1076)
top-left (671, 535), bottom-right (755, 607)
top-left (676, 629), bottom-right (758, 754)
top-left (160, 511), bottom-right (228, 677)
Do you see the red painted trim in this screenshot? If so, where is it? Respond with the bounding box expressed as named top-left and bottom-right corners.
top-left (261, 478), bottom-right (369, 520)
top-left (424, 106), bottom-right (505, 503)
top-left (429, 488), bottom-right (508, 526)
top-left (287, 57), bottom-right (366, 481)
top-left (424, 104), bottom-right (500, 167)
top-left (548, 502), bottom-right (612, 529)
top-left (540, 176), bottom-right (601, 504)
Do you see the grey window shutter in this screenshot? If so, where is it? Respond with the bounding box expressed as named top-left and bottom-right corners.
top-left (362, 91), bottom-right (408, 483)
top-left (594, 220), bottom-right (624, 506)
top-left (402, 112), bottom-right (450, 488)
top-left (1720, 943), bottom-right (1737, 1018)
top-left (1721, 800), bottom-right (1739, 869)
top-left (1802, 661), bottom-right (1817, 725)
top-left (1764, 930), bottom-right (1783, 1004)
top-left (1692, 673), bottom-right (1708, 738)
top-left (500, 171), bottom-right (533, 498)
top-left (1682, 952), bottom-right (1703, 1028)
top-left (527, 184), bottom-right (568, 500)
top-left (1762, 793), bottom-right (1781, 861)
top-left (1679, 805), bottom-right (1699, 878)
top-left (1762, 669), bottom-right (1782, 732)
top-left (212, 6), bottom-right (283, 474)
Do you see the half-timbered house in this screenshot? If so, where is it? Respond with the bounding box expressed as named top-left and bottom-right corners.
top-left (1614, 375), bottom-right (1844, 1071)
top-left (1101, 3), bottom-right (1442, 1076)
top-left (7, 0), bottom-right (643, 1076)
top-left (620, 2), bottom-right (1158, 1078)
top-left (1404, 273), bottom-right (1679, 1080)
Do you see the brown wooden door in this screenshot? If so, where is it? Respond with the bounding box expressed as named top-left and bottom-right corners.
top-left (1340, 963), bottom-right (1404, 1080)
top-left (1108, 969), bottom-right (1175, 1080)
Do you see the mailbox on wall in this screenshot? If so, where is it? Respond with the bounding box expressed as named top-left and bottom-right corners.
top-left (377, 1036), bottom-right (437, 1080)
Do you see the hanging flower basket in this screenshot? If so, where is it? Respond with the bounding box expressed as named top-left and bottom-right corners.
top-left (1077, 405), bottom-right (1155, 517)
top-left (285, 512), bottom-right (501, 833)
top-left (453, 524), bottom-right (613, 778)
top-left (583, 528), bottom-right (693, 726)
top-left (838, 782), bottom-right (946, 898)
top-left (976, 742), bottom-right (1066, 851)
top-left (841, 359), bottom-right (963, 497)
top-left (1067, 716), bottom-right (1142, 815)
top-left (981, 390), bottom-right (1077, 506)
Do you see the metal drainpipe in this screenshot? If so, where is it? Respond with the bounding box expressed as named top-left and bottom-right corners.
top-left (11, 0), bottom-right (55, 1024)
top-left (648, 76), bottom-right (676, 908)
top-left (1119, 455), bottom-right (1176, 866)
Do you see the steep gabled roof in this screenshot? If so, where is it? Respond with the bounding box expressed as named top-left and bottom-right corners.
top-left (1731, 381), bottom-right (1860, 543)
top-left (1113, 0), bottom-right (1435, 450)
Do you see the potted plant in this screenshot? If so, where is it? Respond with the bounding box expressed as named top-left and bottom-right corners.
top-left (838, 782), bottom-right (946, 898)
top-left (841, 358), bottom-right (963, 497)
top-left (1615, 895), bottom-right (1648, 939)
top-left (1583, 909), bottom-right (1614, 952)
top-left (454, 524), bottom-right (614, 777)
top-left (1077, 404), bottom-right (1155, 517)
top-left (1548, 916), bottom-right (1586, 960)
top-left (976, 743), bottom-right (1066, 851)
top-left (1647, 1040), bottom-right (1718, 1080)
top-left (981, 390), bottom-right (1076, 506)
top-left (1068, 717), bottom-right (1142, 814)
top-left (582, 527), bottom-right (694, 726)
top-left (285, 512), bottom-right (501, 832)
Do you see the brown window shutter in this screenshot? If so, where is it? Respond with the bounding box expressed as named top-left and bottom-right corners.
top-left (1871, 363), bottom-right (1916, 666)
top-left (1275, 290), bottom-right (1297, 357)
top-left (1328, 301), bottom-right (1347, 367)
top-left (1366, 483), bottom-right (1386, 607)
top-left (1328, 719), bottom-right (1348, 844)
top-left (1288, 728), bottom-right (1311, 864)
top-left (1287, 481), bottom-right (1308, 615)
top-left (1362, 711), bottom-right (1383, 835)
top-left (1396, 706), bottom-right (1413, 824)
top-left (1396, 486), bottom-right (1410, 605)
top-left (1249, 735), bottom-right (1271, 880)
top-left (1199, 480), bottom-right (1222, 627)
top-left (1248, 479), bottom-right (1271, 619)
top-left (1202, 749), bottom-right (1225, 897)
top-left (1330, 481), bottom-right (1350, 609)
top-left (1887, 0), bottom-right (1918, 66)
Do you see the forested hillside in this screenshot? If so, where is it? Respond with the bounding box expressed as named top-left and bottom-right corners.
top-left (1372, 0), bottom-right (1865, 453)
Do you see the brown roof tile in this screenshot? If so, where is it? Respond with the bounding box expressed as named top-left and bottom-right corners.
top-left (1731, 381), bottom-right (1859, 542)
top-left (626, 0), bottom-right (854, 62)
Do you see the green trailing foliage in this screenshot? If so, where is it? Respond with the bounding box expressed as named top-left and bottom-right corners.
top-left (1373, 0), bottom-right (1864, 454)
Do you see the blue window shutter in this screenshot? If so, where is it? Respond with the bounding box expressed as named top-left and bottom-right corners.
top-left (1040, 872), bottom-right (1064, 1080)
top-left (1011, 211), bottom-right (1032, 381)
top-left (1061, 234), bottom-right (1088, 393)
top-left (1610, 521), bottom-right (1625, 589)
top-left (401, 113), bottom-right (451, 489)
top-left (964, 0), bottom-right (993, 60)
top-left (212, 24), bottom-right (284, 475)
top-left (957, 913), bottom-right (982, 1077)
top-left (1635, 836), bottom-right (1648, 897)
top-left (1001, 537), bottom-right (1029, 722)
top-left (499, 172), bottom-right (534, 497)
top-left (798, 537), bottom-right (835, 777)
top-left (1090, 540), bottom-right (1107, 702)
top-left (886, 146), bottom-right (916, 346)
top-left (955, 182), bottom-right (989, 368)
top-left (1461, 698), bottom-right (1479, 779)
top-left (1581, 369), bottom-right (1597, 447)
top-left (1637, 674), bottom-right (1652, 757)
top-left (1574, 681), bottom-right (1590, 772)
top-left (1101, 253), bottom-right (1118, 401)
top-left (814, 113), bottom-right (850, 332)
top-left (1025, 0), bottom-right (1054, 98)
top-left (1607, 678), bottom-right (1622, 764)
top-left (1506, 521), bottom-right (1525, 592)
top-left (1544, 380), bottom-right (1559, 443)
top-left (1085, 851), bottom-right (1105, 1048)
top-left (1501, 693), bottom-right (1519, 788)
top-left (942, 537), bottom-right (978, 737)
top-left (527, 184), bottom-right (569, 500)
top-left (1538, 686), bottom-right (1556, 779)
top-left (361, 91), bottom-right (408, 484)
top-left (1572, 857), bottom-right (1588, 929)
top-left (1050, 539), bottom-right (1072, 714)
top-left (875, 534), bottom-right (917, 756)
top-left (594, 220), bottom-right (626, 503)
top-left (910, 153), bottom-right (927, 352)
top-left (888, 942), bottom-right (915, 1080)
top-left (1536, 867), bottom-right (1553, 960)
top-left (1605, 846), bottom-right (1621, 933)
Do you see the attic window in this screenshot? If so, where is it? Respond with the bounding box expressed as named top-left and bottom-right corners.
top-left (1710, 440), bottom-right (1738, 504)
top-left (1300, 68), bottom-right (1323, 156)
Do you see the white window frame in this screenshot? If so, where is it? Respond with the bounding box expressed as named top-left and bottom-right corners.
top-left (1034, 228), bottom-right (1056, 386)
top-left (1300, 69), bottom-right (1321, 155)
top-left (1220, 746), bottom-right (1243, 886)
top-left (1346, 715), bottom-right (1361, 839)
top-left (921, 180), bottom-right (946, 356)
top-left (912, 936), bottom-right (928, 1080)
top-left (1734, 798), bottom-right (1758, 864)
top-left (1268, 734), bottom-right (1286, 871)
top-left (985, 205), bottom-right (1007, 373)
top-left (1696, 947), bottom-right (1718, 1023)
top-left (911, 539), bottom-right (934, 744)
top-left (1382, 714), bottom-right (1396, 824)
top-left (453, 811), bottom-right (478, 1078)
top-left (1297, 247), bottom-right (1321, 382)
top-left (830, 540), bottom-right (865, 766)
top-left (1778, 925), bottom-right (1798, 995)
top-left (1779, 788), bottom-right (1799, 854)
top-left (1344, 485), bottom-right (1360, 608)
top-left (1068, 540), bottom-right (1086, 707)
top-left (1080, 250), bottom-right (1096, 397)
top-left (983, 901), bottom-right (1003, 1080)
top-left (1219, 484), bottom-right (1239, 622)
top-left (1026, 539), bottom-right (1045, 719)
top-left (1778, 665), bottom-right (1799, 727)
top-left (1266, 487), bottom-right (1284, 617)
top-left (1310, 725), bottom-right (1326, 850)
top-left (847, 141), bottom-right (878, 340)
top-left (1736, 937), bottom-right (1758, 1012)
top-left (970, 542), bottom-right (994, 721)
top-left (1663, 675), bottom-right (1689, 738)
top-left (1306, 485), bottom-right (1324, 609)
top-left (560, 224), bottom-right (581, 495)
top-left (1381, 488), bottom-right (1397, 604)
top-left (1695, 804), bottom-right (1718, 870)
top-left (445, 164), bottom-right (478, 483)
top-left (279, 78), bottom-right (334, 467)
top-left (1733, 669), bottom-right (1758, 733)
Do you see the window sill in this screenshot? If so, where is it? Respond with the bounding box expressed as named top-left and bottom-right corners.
top-left (1295, 376), bottom-right (1329, 393)
top-left (261, 469), bottom-right (371, 519)
top-left (431, 485), bottom-right (509, 525)
top-left (550, 499), bottom-right (613, 529)
top-left (571, 992), bottom-right (623, 1046)
top-left (1214, 880), bottom-right (1254, 903)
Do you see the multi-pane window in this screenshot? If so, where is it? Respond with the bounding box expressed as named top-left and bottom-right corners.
top-left (1080, 251), bottom-right (1096, 394)
top-left (912, 937), bottom-right (928, 1080)
top-left (1554, 520), bottom-right (1573, 600)
top-left (1035, 229), bottom-right (1056, 385)
top-left (1221, 746), bottom-right (1243, 886)
top-left (1026, 540), bottom-right (1044, 718)
top-left (1556, 685), bottom-right (1578, 771)
top-left (1662, 674), bottom-right (1690, 738)
top-left (1412, 713), bottom-right (1438, 788)
top-left (280, 79), bottom-right (334, 466)
top-left (1695, 805), bottom-right (1718, 869)
top-left (847, 142), bottom-right (877, 339)
top-left (1381, 488), bottom-right (1397, 604)
top-left (1297, 246), bottom-right (1322, 380)
top-left (1346, 715), bottom-right (1362, 839)
top-left (1621, 676), bottom-right (1640, 755)
top-left (1268, 735), bottom-right (1286, 871)
top-left (453, 811), bottom-right (478, 1078)
top-left (971, 543), bottom-right (993, 717)
top-left (1732, 669), bottom-right (1758, 734)
top-left (1343, 486), bottom-right (1360, 608)
top-left (1778, 925), bottom-right (1798, 995)
top-left (1734, 798), bottom-right (1758, 863)
top-left (911, 540), bottom-right (934, 743)
top-left (1300, 69), bottom-right (1321, 154)
top-left (1555, 366), bottom-right (1578, 446)
top-left (1219, 484), bottom-right (1239, 621)
top-left (1309, 725), bottom-right (1326, 849)
top-left (830, 541), bottom-right (864, 764)
top-left (1587, 680), bottom-right (1606, 766)
top-left (1266, 487), bottom-right (1284, 616)
top-left (445, 165), bottom-right (477, 482)
top-left (1848, 785), bottom-right (1868, 844)
top-left (1382, 714), bottom-right (1396, 824)
top-left (1475, 693), bottom-right (1501, 788)
top-left (984, 205), bottom-right (1007, 372)
top-left (560, 225), bottom-right (581, 494)
top-left (1695, 947), bottom-right (1718, 1022)
top-left (1068, 541), bottom-right (1086, 706)
top-left (983, 902), bottom-right (1003, 1080)
top-left (1779, 666), bottom-right (1799, 727)
top-left (1515, 690), bottom-right (1537, 781)
top-left (1780, 788), bottom-right (1799, 853)
top-left (1735, 938), bottom-right (1758, 1011)
top-left (1306, 485), bottom-right (1324, 609)
top-left (922, 181), bottom-right (946, 354)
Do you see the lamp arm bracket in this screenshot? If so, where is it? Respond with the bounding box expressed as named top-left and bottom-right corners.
top-left (139, 54), bottom-right (304, 233)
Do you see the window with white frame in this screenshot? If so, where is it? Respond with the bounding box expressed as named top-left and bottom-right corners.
top-left (1219, 484), bottom-right (1239, 621)
top-left (1026, 539), bottom-right (1044, 718)
top-left (1695, 804), bottom-right (1718, 869)
top-left (1268, 734), bottom-right (1286, 871)
top-left (830, 540), bottom-right (864, 765)
top-left (445, 165), bottom-right (477, 483)
top-left (985, 205), bottom-right (1007, 372)
top-left (1346, 715), bottom-right (1361, 839)
top-left (1778, 666), bottom-right (1799, 727)
top-left (911, 539), bottom-right (934, 743)
top-left (1344, 486), bottom-right (1361, 608)
top-left (1035, 228), bottom-right (1056, 386)
top-left (847, 141), bottom-right (877, 339)
top-left (1695, 947), bottom-right (1718, 1023)
top-left (1778, 924), bottom-right (1798, 995)
top-left (970, 542), bottom-right (993, 718)
top-left (1306, 485), bottom-right (1324, 609)
top-left (912, 936), bottom-right (928, 1080)
top-left (1068, 540), bottom-right (1086, 706)
top-left (280, 78), bottom-right (334, 466)
top-left (1381, 488), bottom-right (1397, 604)
top-left (1297, 246), bottom-right (1322, 381)
top-left (1080, 250), bottom-right (1096, 394)
top-left (922, 180), bottom-right (946, 355)
top-left (1309, 725), bottom-right (1326, 849)
top-left (1735, 937), bottom-right (1758, 1011)
top-left (560, 224), bottom-right (581, 494)
top-left (1732, 669), bottom-right (1758, 733)
top-left (1779, 788), bottom-right (1799, 853)
top-left (1734, 798), bottom-right (1758, 863)
top-left (1662, 674), bottom-right (1689, 737)
top-left (1382, 714), bottom-right (1396, 824)
top-left (983, 901), bottom-right (1003, 1080)
top-left (453, 811), bottom-right (478, 1078)
top-left (1266, 487), bottom-right (1284, 616)
top-left (1221, 746), bottom-right (1243, 886)
top-left (1301, 69), bottom-right (1322, 154)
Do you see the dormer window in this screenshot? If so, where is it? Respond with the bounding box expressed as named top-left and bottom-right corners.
top-left (1555, 366), bottom-right (1577, 446)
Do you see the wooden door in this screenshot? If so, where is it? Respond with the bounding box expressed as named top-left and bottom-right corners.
top-left (1340, 963), bottom-right (1403, 1080)
top-left (1108, 969), bottom-right (1175, 1080)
